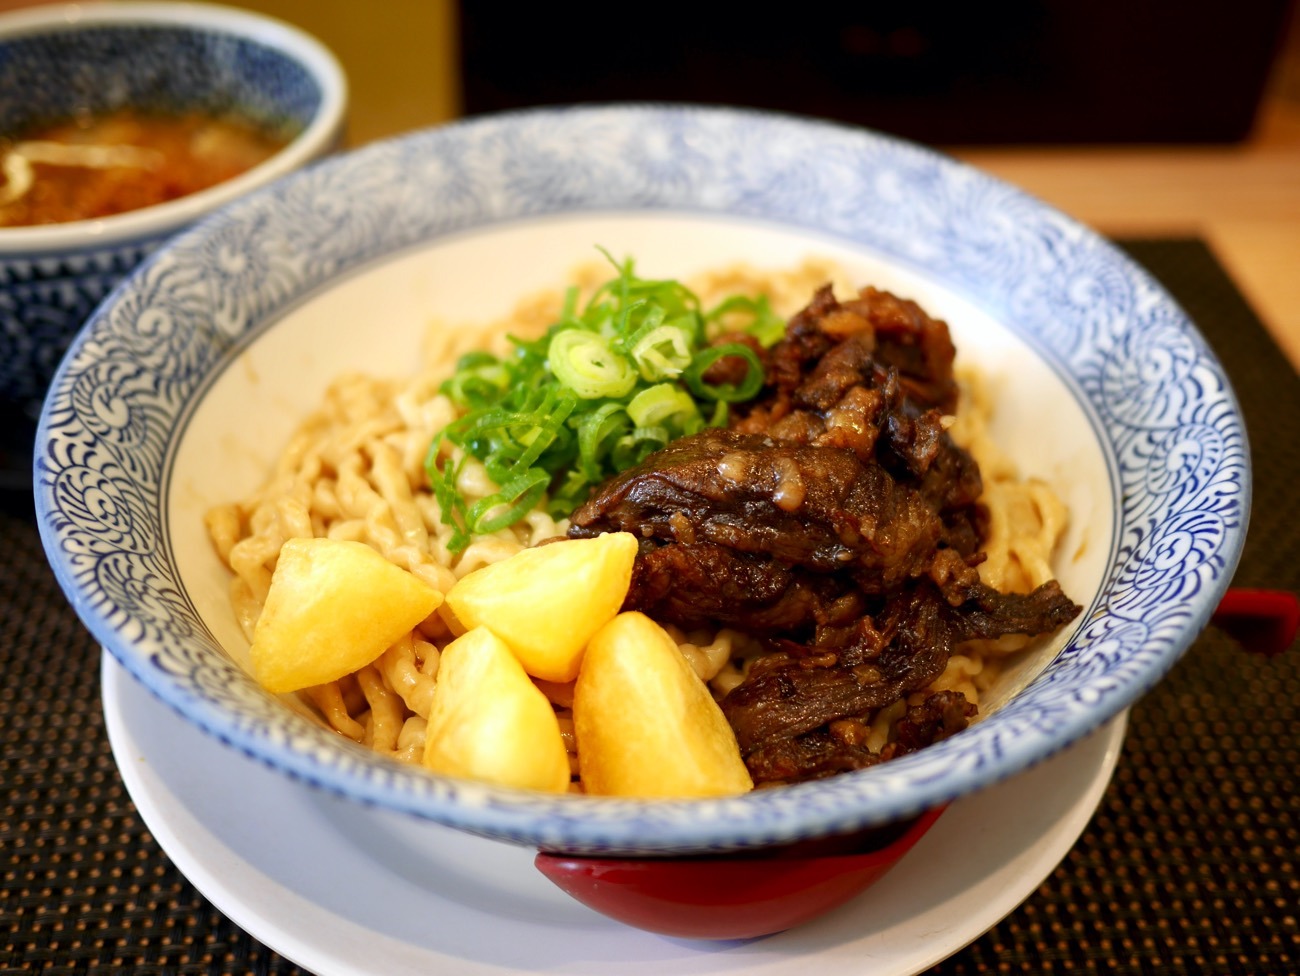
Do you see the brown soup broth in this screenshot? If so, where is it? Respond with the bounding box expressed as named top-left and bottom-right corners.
top-left (0, 108), bottom-right (295, 227)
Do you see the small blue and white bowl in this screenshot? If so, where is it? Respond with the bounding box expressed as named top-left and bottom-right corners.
top-left (0, 1), bottom-right (346, 419)
top-left (36, 107), bottom-right (1249, 861)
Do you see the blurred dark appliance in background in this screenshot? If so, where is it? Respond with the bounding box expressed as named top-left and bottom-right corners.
top-left (459, 1), bottom-right (1294, 144)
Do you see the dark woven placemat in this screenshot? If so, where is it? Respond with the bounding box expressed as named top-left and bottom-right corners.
top-left (2, 239), bottom-right (1296, 975)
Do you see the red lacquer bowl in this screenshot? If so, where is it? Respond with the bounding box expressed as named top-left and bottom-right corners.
top-left (534, 805), bottom-right (945, 940)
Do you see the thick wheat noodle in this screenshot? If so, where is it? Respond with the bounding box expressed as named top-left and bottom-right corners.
top-left (866, 700), bottom-right (907, 754)
top-left (520, 510), bottom-right (567, 547)
top-left (453, 535), bottom-right (526, 578)
top-left (228, 523), bottom-right (278, 605)
top-left (209, 259), bottom-right (1071, 768)
top-left (324, 517), bottom-right (367, 543)
top-left (709, 658), bottom-right (752, 699)
top-left (378, 633), bottom-right (440, 719)
top-left (368, 439), bottom-right (428, 548)
top-left (225, 577), bottom-right (261, 644)
top-left (276, 493), bottom-right (313, 542)
top-left (924, 652), bottom-right (995, 706)
top-left (357, 664), bottom-right (405, 753)
top-left (980, 479), bottom-right (1067, 595)
top-left (310, 477), bottom-right (342, 522)
top-left (394, 717), bottom-right (427, 763)
top-left (668, 627), bottom-right (753, 684)
top-left (304, 682), bottom-right (365, 741)
top-left (335, 447), bottom-right (458, 594)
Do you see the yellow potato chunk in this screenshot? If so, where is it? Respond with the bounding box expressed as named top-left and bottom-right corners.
top-left (250, 538), bottom-right (443, 694)
top-left (444, 532), bottom-right (638, 682)
top-left (574, 611), bottom-right (753, 798)
top-left (422, 626), bottom-right (570, 793)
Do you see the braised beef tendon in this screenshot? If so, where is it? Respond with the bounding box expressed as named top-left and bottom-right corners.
top-left (570, 429), bottom-right (950, 589)
top-left (569, 284), bottom-right (1083, 786)
top-left (719, 580), bottom-right (1080, 784)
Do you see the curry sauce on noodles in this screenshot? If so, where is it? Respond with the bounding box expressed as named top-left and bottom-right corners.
top-left (206, 260), bottom-right (1072, 786)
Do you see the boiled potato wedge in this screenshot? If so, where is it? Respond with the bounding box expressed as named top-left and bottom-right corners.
top-left (574, 611), bottom-right (753, 798)
top-left (422, 626), bottom-right (570, 793)
top-left (443, 532), bottom-right (638, 682)
top-left (250, 537), bottom-right (442, 694)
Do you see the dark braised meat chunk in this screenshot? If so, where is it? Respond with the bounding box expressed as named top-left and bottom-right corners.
top-left (734, 283), bottom-right (959, 432)
top-left (740, 728), bottom-right (883, 784)
top-left (624, 540), bottom-right (864, 637)
top-left (742, 690), bottom-right (977, 785)
top-left (720, 579), bottom-right (1080, 781)
top-left (568, 283), bottom-right (1083, 786)
top-left (720, 583), bottom-right (959, 753)
top-left (570, 427), bottom-right (954, 593)
top-left (886, 690), bottom-right (979, 760)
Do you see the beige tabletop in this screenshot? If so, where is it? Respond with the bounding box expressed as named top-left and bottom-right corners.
top-left (225, 0), bottom-right (1300, 371)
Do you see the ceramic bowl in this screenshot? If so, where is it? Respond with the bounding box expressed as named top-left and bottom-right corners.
top-left (35, 107), bottom-right (1248, 873)
top-left (0, 1), bottom-right (346, 419)
top-left (533, 807), bottom-right (948, 939)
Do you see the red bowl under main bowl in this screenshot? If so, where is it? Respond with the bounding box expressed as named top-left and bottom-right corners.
top-left (534, 805), bottom-right (946, 940)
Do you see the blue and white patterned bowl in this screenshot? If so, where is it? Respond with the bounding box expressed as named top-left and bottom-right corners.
top-left (0, 1), bottom-right (346, 418)
top-left (35, 106), bottom-right (1249, 856)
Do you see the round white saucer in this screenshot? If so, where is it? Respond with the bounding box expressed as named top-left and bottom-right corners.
top-left (102, 650), bottom-right (1127, 976)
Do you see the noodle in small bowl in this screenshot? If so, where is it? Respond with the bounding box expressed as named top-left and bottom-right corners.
top-left (36, 108), bottom-right (1247, 885)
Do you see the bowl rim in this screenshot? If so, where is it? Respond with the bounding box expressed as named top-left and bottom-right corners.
top-left (0, 0), bottom-right (347, 253)
top-left (34, 103), bottom-right (1251, 854)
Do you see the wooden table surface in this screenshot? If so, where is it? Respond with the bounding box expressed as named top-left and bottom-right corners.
top-left (221, 0), bottom-right (1300, 371)
top-left (953, 98), bottom-right (1300, 371)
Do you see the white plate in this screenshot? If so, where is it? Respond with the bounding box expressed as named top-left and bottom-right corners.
top-left (103, 650), bottom-right (1128, 976)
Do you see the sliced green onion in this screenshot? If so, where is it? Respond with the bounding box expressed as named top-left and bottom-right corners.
top-left (612, 425), bottom-right (670, 469)
top-left (441, 351), bottom-right (514, 409)
top-left (548, 467), bottom-right (595, 517)
top-left (549, 329), bottom-right (637, 399)
top-left (465, 468), bottom-right (551, 536)
top-left (627, 383), bottom-right (700, 429)
top-left (577, 402), bottom-right (630, 480)
top-left (706, 294), bottom-right (786, 348)
top-left (630, 323), bottom-right (694, 381)
top-left (506, 389), bottom-right (577, 475)
top-left (424, 433), bottom-right (471, 552)
top-left (683, 342), bottom-right (766, 402)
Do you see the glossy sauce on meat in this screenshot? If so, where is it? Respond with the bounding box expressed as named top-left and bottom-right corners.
top-left (570, 283), bottom-right (1082, 786)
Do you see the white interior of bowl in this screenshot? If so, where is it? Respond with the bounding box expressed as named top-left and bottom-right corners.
top-left (0, 1), bottom-right (347, 253)
top-left (170, 212), bottom-right (1113, 731)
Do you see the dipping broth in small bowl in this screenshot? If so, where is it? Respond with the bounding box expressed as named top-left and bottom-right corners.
top-left (0, 107), bottom-right (295, 228)
top-left (36, 106), bottom-right (1249, 938)
top-left (0, 1), bottom-right (346, 419)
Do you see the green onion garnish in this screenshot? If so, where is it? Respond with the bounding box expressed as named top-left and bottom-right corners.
top-left (424, 251), bottom-right (785, 552)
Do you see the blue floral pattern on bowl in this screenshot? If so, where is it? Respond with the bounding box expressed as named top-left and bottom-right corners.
top-left (34, 107), bottom-right (1250, 855)
top-left (1, 235), bottom-right (166, 411)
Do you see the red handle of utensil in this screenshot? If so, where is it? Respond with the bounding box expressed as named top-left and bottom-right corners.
top-left (1211, 588), bottom-right (1298, 656)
